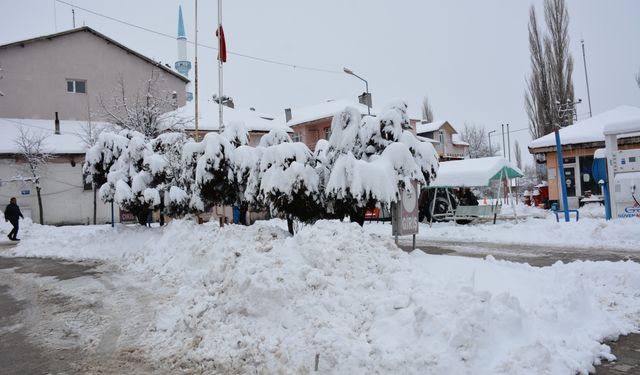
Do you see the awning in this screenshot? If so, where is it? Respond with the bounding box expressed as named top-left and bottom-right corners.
top-left (429, 156), bottom-right (523, 188)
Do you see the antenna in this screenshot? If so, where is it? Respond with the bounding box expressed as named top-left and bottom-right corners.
top-left (72, 8), bottom-right (75, 28)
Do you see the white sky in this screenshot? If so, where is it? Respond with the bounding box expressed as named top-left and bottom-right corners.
top-left (2, 0), bottom-right (640, 164)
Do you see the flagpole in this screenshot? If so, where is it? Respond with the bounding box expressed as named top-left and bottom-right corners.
top-left (194, 0), bottom-right (200, 141)
top-left (218, 0), bottom-right (224, 132)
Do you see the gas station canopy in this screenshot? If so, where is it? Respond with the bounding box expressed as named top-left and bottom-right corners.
top-left (430, 157), bottom-right (523, 188)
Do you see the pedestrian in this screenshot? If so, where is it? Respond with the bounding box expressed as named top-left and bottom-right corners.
top-left (4, 197), bottom-right (24, 241)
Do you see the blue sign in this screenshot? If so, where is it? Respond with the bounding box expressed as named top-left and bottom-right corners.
top-left (20, 189), bottom-right (31, 196)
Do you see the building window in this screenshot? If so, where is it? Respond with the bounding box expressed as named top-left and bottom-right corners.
top-left (291, 132), bottom-right (302, 142)
top-left (438, 130), bottom-right (445, 144)
top-left (324, 127), bottom-right (331, 140)
top-left (66, 79), bottom-right (87, 93)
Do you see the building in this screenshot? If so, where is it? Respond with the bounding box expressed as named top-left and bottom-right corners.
top-left (0, 26), bottom-right (189, 121)
top-left (279, 99), bottom-right (375, 151)
top-left (164, 99), bottom-right (292, 146)
top-left (415, 120), bottom-right (468, 161)
top-left (0, 21), bottom-right (190, 224)
top-left (528, 105), bottom-right (640, 208)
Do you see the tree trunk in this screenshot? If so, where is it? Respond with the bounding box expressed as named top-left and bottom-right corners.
top-left (93, 184), bottom-right (97, 225)
top-left (286, 215), bottom-right (294, 236)
top-left (36, 186), bottom-right (43, 225)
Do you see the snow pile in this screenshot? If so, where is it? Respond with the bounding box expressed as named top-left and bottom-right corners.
top-left (6, 219), bottom-right (640, 374)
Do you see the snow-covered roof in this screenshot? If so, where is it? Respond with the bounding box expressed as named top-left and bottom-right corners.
top-left (276, 99), bottom-right (376, 128)
top-left (163, 101), bottom-right (291, 133)
top-left (451, 133), bottom-right (469, 146)
top-left (0, 118), bottom-right (113, 155)
top-left (416, 135), bottom-right (439, 144)
top-left (430, 156), bottom-right (523, 188)
top-left (603, 117), bottom-right (640, 136)
top-left (528, 105), bottom-right (640, 150)
top-left (416, 120), bottom-right (449, 134)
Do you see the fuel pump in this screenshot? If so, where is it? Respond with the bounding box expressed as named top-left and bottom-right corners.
top-left (603, 119), bottom-right (640, 219)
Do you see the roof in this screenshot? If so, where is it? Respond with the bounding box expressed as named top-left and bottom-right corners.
top-left (603, 118), bottom-right (640, 136)
top-left (528, 105), bottom-right (640, 150)
top-left (416, 120), bottom-right (449, 134)
top-left (430, 157), bottom-right (523, 188)
top-left (451, 133), bottom-right (469, 146)
top-left (0, 118), bottom-right (113, 155)
top-left (277, 99), bottom-right (376, 128)
top-left (0, 26), bottom-right (189, 83)
top-left (162, 100), bottom-right (292, 133)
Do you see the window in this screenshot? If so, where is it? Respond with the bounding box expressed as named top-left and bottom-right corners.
top-left (438, 130), bottom-right (445, 144)
top-left (291, 132), bottom-right (302, 142)
top-left (324, 127), bottom-right (331, 140)
top-left (66, 79), bottom-right (87, 93)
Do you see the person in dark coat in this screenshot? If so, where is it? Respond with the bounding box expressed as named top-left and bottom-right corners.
top-left (4, 197), bottom-right (24, 241)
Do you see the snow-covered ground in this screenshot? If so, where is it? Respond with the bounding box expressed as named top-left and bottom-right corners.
top-left (2, 216), bottom-right (640, 374)
top-left (365, 203), bottom-right (639, 252)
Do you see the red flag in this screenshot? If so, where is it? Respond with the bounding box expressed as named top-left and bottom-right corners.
top-left (216, 25), bottom-right (227, 63)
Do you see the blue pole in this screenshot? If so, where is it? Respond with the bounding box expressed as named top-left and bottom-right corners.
top-left (554, 129), bottom-right (570, 222)
top-left (603, 183), bottom-right (612, 220)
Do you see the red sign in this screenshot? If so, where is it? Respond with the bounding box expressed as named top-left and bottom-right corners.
top-left (119, 209), bottom-right (136, 223)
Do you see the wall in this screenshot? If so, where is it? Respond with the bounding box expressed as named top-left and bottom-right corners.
top-left (0, 30), bottom-right (186, 121)
top-left (291, 118), bottom-right (332, 151)
top-left (0, 156), bottom-right (116, 225)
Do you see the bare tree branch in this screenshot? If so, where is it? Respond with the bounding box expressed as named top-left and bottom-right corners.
top-left (14, 127), bottom-right (54, 224)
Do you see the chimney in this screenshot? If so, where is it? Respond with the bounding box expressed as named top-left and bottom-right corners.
top-left (54, 112), bottom-right (60, 135)
top-left (285, 108), bottom-right (292, 122)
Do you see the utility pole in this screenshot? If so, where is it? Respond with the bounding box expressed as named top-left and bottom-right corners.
top-left (506, 123), bottom-right (511, 162)
top-left (72, 8), bottom-right (75, 28)
top-left (501, 124), bottom-right (506, 158)
top-left (194, 0), bottom-right (200, 141)
top-left (581, 39), bottom-right (593, 118)
top-left (218, 0), bottom-right (224, 131)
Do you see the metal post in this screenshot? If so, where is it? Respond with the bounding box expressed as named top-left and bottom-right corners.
top-left (110, 201), bottom-right (114, 228)
top-left (555, 129), bottom-right (570, 222)
top-left (581, 39), bottom-right (593, 118)
top-left (194, 0), bottom-right (199, 141)
top-left (501, 124), bottom-right (506, 158)
top-left (506, 123), bottom-right (511, 162)
top-left (218, 0), bottom-right (224, 131)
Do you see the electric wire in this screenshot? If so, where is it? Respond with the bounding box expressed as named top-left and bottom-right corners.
top-left (54, 0), bottom-right (343, 74)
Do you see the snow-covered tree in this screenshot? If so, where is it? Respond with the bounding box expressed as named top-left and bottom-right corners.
top-left (324, 100), bottom-right (439, 225)
top-left (195, 133), bottom-right (237, 208)
top-left (14, 127), bottom-right (53, 224)
top-left (147, 132), bottom-right (191, 219)
top-left (254, 138), bottom-right (323, 234)
top-left (85, 130), bottom-right (159, 225)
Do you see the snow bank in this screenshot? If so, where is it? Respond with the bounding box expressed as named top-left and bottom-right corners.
top-left (363, 209), bottom-right (639, 251)
top-left (5, 219), bottom-right (640, 374)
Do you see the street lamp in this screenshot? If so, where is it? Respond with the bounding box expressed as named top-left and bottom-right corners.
top-left (488, 130), bottom-right (496, 156)
top-left (343, 67), bottom-right (370, 115)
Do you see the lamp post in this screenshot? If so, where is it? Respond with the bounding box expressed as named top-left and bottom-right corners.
top-left (343, 67), bottom-right (370, 115)
top-left (488, 130), bottom-right (496, 156)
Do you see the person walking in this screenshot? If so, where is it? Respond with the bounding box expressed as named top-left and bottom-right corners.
top-left (4, 197), bottom-right (24, 241)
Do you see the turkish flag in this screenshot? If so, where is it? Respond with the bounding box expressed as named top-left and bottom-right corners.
top-left (216, 25), bottom-right (227, 63)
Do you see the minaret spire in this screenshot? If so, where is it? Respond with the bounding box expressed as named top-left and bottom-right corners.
top-left (175, 5), bottom-right (193, 101)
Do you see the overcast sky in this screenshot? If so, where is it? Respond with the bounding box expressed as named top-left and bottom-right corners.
top-left (2, 0), bottom-right (640, 164)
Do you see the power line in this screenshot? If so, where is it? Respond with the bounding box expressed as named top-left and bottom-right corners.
top-left (54, 0), bottom-right (342, 74)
